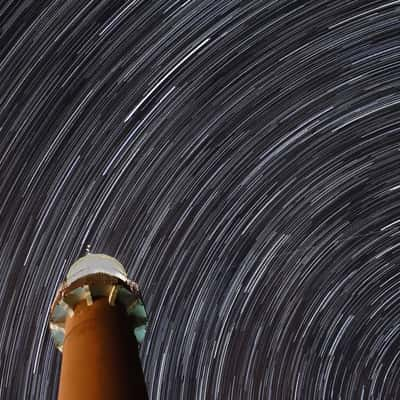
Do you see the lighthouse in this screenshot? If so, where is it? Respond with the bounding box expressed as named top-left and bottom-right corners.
top-left (49, 253), bottom-right (148, 399)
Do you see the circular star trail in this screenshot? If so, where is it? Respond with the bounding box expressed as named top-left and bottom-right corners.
top-left (1, 1), bottom-right (400, 399)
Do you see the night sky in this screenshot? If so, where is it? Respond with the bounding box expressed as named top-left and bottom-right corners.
top-left (1, 1), bottom-right (400, 399)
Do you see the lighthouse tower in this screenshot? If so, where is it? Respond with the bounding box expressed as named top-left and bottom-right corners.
top-left (49, 253), bottom-right (148, 399)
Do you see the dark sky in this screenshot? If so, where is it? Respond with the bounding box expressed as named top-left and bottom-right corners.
top-left (1, 1), bottom-right (400, 399)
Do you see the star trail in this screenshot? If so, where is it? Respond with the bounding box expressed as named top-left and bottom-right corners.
top-left (1, 1), bottom-right (400, 399)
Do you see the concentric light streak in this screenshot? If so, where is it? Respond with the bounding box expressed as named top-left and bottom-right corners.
top-left (1, 1), bottom-right (400, 399)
